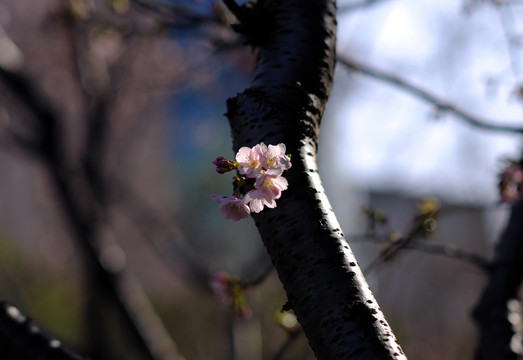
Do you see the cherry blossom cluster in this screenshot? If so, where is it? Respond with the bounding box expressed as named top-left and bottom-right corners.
top-left (211, 142), bottom-right (292, 221)
top-left (499, 160), bottom-right (523, 204)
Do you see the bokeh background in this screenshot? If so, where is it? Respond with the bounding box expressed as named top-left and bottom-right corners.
top-left (0, 0), bottom-right (522, 359)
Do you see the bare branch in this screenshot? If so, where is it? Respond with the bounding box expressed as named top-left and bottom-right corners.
top-left (338, 0), bottom-right (393, 14)
top-left (337, 56), bottom-right (523, 134)
top-left (354, 234), bottom-right (491, 273)
top-left (0, 301), bottom-right (86, 360)
top-left (403, 242), bottom-right (491, 272)
top-left (222, 0), bottom-right (243, 20)
top-left (129, 0), bottom-right (225, 28)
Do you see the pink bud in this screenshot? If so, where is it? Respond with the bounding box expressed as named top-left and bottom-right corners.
top-left (212, 157), bottom-right (236, 174)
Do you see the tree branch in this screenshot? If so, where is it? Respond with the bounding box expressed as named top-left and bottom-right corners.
top-left (222, 0), bottom-right (243, 20)
top-left (225, 0), bottom-right (405, 358)
top-left (404, 242), bottom-right (490, 272)
top-left (0, 301), bottom-right (86, 360)
top-left (349, 228), bottom-right (492, 275)
top-left (353, 233), bottom-right (491, 274)
top-left (338, 0), bottom-right (392, 14)
top-left (473, 199), bottom-right (523, 360)
top-left (129, 0), bottom-right (224, 28)
top-left (337, 56), bottom-right (523, 134)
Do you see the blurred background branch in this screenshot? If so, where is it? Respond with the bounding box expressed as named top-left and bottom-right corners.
top-left (338, 56), bottom-right (523, 134)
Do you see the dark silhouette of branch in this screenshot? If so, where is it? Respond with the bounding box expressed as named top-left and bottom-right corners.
top-left (353, 233), bottom-right (491, 273)
top-left (362, 200), bottom-right (440, 275)
top-left (129, 0), bottom-right (226, 28)
top-left (403, 242), bottom-right (490, 271)
top-left (337, 56), bottom-right (523, 134)
top-left (0, 301), bottom-right (86, 360)
top-left (223, 0), bottom-right (405, 358)
top-left (473, 199), bottom-right (523, 360)
top-left (222, 0), bottom-right (243, 20)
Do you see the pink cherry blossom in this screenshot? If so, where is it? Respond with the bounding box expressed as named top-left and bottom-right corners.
top-left (211, 194), bottom-right (250, 221)
top-left (244, 191), bottom-right (277, 213)
top-left (244, 174), bottom-right (288, 213)
top-left (212, 142), bottom-right (292, 218)
top-left (262, 143), bottom-right (292, 176)
top-left (235, 144), bottom-right (265, 178)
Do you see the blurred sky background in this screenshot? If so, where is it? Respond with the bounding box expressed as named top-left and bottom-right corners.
top-left (329, 0), bottom-right (522, 205)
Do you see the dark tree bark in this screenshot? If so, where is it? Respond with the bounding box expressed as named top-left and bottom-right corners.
top-left (0, 301), bottom-right (85, 360)
top-left (473, 200), bottom-right (523, 360)
top-left (224, 1), bottom-right (406, 359)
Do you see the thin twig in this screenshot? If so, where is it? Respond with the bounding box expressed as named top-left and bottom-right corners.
top-left (402, 242), bottom-right (490, 272)
top-left (337, 56), bottom-right (523, 134)
top-left (338, 0), bottom-right (392, 14)
top-left (130, 0), bottom-right (224, 27)
top-left (354, 234), bottom-right (491, 273)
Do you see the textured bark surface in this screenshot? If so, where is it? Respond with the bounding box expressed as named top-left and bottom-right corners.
top-left (473, 200), bottom-right (523, 360)
top-left (226, 1), bottom-right (406, 359)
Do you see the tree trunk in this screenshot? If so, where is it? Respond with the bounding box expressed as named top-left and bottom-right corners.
top-left (225, 1), bottom-right (406, 359)
top-left (473, 200), bottom-right (523, 360)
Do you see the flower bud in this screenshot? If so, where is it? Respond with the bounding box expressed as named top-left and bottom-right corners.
top-left (212, 157), bottom-right (237, 174)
